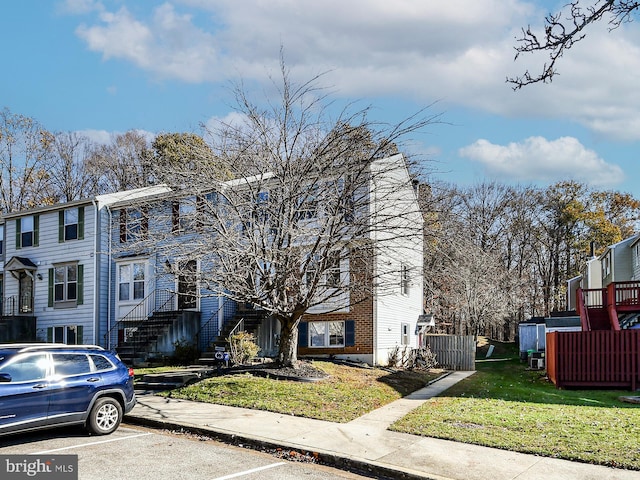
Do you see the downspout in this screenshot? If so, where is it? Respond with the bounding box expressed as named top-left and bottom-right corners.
top-left (371, 171), bottom-right (378, 366)
top-left (106, 205), bottom-right (113, 349)
top-left (91, 198), bottom-right (98, 345)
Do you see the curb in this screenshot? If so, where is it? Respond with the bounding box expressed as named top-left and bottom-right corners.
top-left (124, 415), bottom-right (448, 480)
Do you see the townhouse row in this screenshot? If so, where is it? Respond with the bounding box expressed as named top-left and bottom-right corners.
top-left (0, 153), bottom-right (425, 366)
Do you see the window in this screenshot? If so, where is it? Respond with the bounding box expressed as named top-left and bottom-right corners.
top-left (90, 354), bottom-right (115, 372)
top-left (52, 353), bottom-right (91, 376)
top-left (16, 215), bottom-right (39, 248)
top-left (0, 224), bottom-right (4, 254)
top-left (48, 325), bottom-right (83, 344)
top-left (54, 264), bottom-right (77, 303)
top-left (603, 254), bottom-right (611, 277)
top-left (49, 264), bottom-right (83, 308)
top-left (118, 262), bottom-right (146, 301)
top-left (308, 321), bottom-right (345, 347)
top-left (305, 254), bottom-right (319, 288)
top-left (326, 252), bottom-right (341, 287)
top-left (173, 197), bottom-right (197, 233)
top-left (120, 208), bottom-right (147, 243)
top-left (400, 264), bottom-right (410, 295)
top-left (296, 187), bottom-right (318, 220)
top-left (1, 353), bottom-right (48, 382)
top-left (401, 323), bottom-right (410, 346)
top-left (59, 207), bottom-right (84, 242)
top-left (636, 244), bottom-right (640, 267)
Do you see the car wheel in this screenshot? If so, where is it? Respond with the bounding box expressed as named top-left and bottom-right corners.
top-left (87, 397), bottom-right (123, 435)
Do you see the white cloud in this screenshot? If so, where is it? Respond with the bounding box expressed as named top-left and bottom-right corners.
top-left (68, 0), bottom-right (640, 141)
top-left (75, 4), bottom-right (222, 83)
top-left (77, 128), bottom-right (156, 145)
top-left (459, 136), bottom-right (625, 187)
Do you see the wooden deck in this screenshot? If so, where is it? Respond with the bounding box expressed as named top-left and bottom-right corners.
top-left (546, 330), bottom-right (640, 390)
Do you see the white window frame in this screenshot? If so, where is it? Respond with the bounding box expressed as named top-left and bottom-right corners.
top-left (21, 216), bottom-right (35, 247)
top-left (400, 264), bottom-right (410, 295)
top-left (54, 263), bottom-right (78, 305)
top-left (118, 261), bottom-right (146, 302)
top-left (51, 325), bottom-right (82, 345)
top-left (64, 208), bottom-right (79, 241)
top-left (308, 321), bottom-right (345, 348)
top-left (401, 322), bottom-right (410, 346)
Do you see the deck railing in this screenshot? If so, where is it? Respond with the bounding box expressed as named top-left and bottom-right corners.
top-left (546, 330), bottom-right (640, 390)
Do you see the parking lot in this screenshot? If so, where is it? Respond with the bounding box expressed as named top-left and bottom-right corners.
top-left (0, 424), bottom-right (367, 480)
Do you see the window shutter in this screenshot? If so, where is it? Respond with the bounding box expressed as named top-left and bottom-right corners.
top-left (345, 320), bottom-right (355, 346)
top-left (172, 202), bottom-right (180, 233)
top-left (142, 207), bottom-right (149, 239)
top-left (15, 219), bottom-right (21, 249)
top-left (78, 207), bottom-right (85, 240)
top-left (47, 327), bottom-right (53, 343)
top-left (77, 264), bottom-right (84, 305)
top-left (33, 215), bottom-right (39, 246)
top-left (119, 210), bottom-right (126, 243)
top-left (48, 268), bottom-right (54, 307)
top-left (298, 322), bottom-right (308, 347)
top-left (58, 211), bottom-right (64, 243)
top-left (77, 325), bottom-right (84, 344)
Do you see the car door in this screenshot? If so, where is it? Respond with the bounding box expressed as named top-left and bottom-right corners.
top-left (47, 353), bottom-right (103, 424)
top-left (0, 352), bottom-right (51, 434)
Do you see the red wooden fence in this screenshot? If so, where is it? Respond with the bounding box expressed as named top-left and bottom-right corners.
top-left (546, 330), bottom-right (640, 390)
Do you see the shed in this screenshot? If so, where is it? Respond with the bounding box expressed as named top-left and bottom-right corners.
top-left (518, 318), bottom-right (546, 355)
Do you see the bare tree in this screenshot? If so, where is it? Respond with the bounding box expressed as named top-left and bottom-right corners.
top-left (0, 107), bottom-right (54, 212)
top-left (86, 130), bottom-right (153, 193)
top-left (508, 0), bottom-right (640, 88)
top-left (43, 131), bottom-right (99, 202)
top-left (142, 59), bottom-right (440, 367)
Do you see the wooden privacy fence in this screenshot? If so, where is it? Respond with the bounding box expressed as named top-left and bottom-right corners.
top-left (423, 335), bottom-right (475, 371)
top-left (546, 330), bottom-right (640, 390)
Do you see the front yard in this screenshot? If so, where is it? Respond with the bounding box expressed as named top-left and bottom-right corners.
top-left (391, 343), bottom-right (640, 470)
top-left (158, 362), bottom-right (441, 422)
top-left (140, 343), bottom-right (640, 470)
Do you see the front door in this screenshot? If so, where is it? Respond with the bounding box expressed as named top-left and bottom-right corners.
top-left (177, 260), bottom-right (197, 310)
top-left (18, 272), bottom-right (34, 313)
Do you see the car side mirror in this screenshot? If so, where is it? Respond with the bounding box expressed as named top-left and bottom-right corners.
top-left (0, 373), bottom-right (12, 382)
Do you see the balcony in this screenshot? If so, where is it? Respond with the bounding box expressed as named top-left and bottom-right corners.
top-left (577, 281), bottom-right (640, 331)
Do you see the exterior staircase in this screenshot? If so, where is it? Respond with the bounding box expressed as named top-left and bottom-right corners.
top-left (577, 282), bottom-right (640, 331)
top-left (619, 313), bottom-right (640, 330)
top-left (197, 306), bottom-right (267, 365)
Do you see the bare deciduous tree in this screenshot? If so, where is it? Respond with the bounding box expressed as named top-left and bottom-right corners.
top-left (43, 131), bottom-right (99, 202)
top-left (508, 0), bottom-right (640, 88)
top-left (0, 107), bottom-right (53, 212)
top-left (142, 60), bottom-right (440, 367)
top-left (86, 130), bottom-right (153, 193)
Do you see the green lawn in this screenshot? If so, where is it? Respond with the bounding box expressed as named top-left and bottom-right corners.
top-left (390, 343), bottom-right (640, 470)
top-left (160, 361), bottom-right (441, 422)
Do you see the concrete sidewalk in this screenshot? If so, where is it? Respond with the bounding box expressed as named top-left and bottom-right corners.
top-left (126, 371), bottom-right (639, 480)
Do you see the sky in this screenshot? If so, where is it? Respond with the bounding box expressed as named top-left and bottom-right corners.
top-left (1, 0), bottom-right (639, 198)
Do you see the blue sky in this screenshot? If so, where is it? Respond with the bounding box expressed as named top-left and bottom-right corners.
top-left (1, 0), bottom-right (639, 198)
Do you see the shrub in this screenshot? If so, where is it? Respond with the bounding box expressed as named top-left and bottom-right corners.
top-left (228, 331), bottom-right (260, 365)
top-left (171, 338), bottom-right (199, 365)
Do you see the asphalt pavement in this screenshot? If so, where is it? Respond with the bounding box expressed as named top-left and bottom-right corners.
top-left (126, 371), bottom-right (640, 480)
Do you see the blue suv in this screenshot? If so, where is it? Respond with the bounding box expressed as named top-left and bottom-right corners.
top-left (0, 344), bottom-right (136, 436)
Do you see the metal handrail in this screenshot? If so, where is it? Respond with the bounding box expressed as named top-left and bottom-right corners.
top-left (104, 288), bottom-right (177, 350)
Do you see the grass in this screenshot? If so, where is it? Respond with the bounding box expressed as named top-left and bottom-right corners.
top-left (160, 361), bottom-right (442, 422)
top-left (390, 341), bottom-right (640, 470)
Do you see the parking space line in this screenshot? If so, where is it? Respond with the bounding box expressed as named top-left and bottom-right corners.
top-left (212, 462), bottom-right (287, 480)
top-left (33, 432), bottom-right (154, 454)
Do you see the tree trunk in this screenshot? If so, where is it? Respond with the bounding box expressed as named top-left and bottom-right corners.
top-left (277, 317), bottom-right (300, 368)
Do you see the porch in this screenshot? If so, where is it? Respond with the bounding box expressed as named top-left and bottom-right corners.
top-left (576, 281), bottom-right (640, 331)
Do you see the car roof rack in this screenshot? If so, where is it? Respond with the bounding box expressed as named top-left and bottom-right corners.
top-left (0, 344), bottom-right (105, 352)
